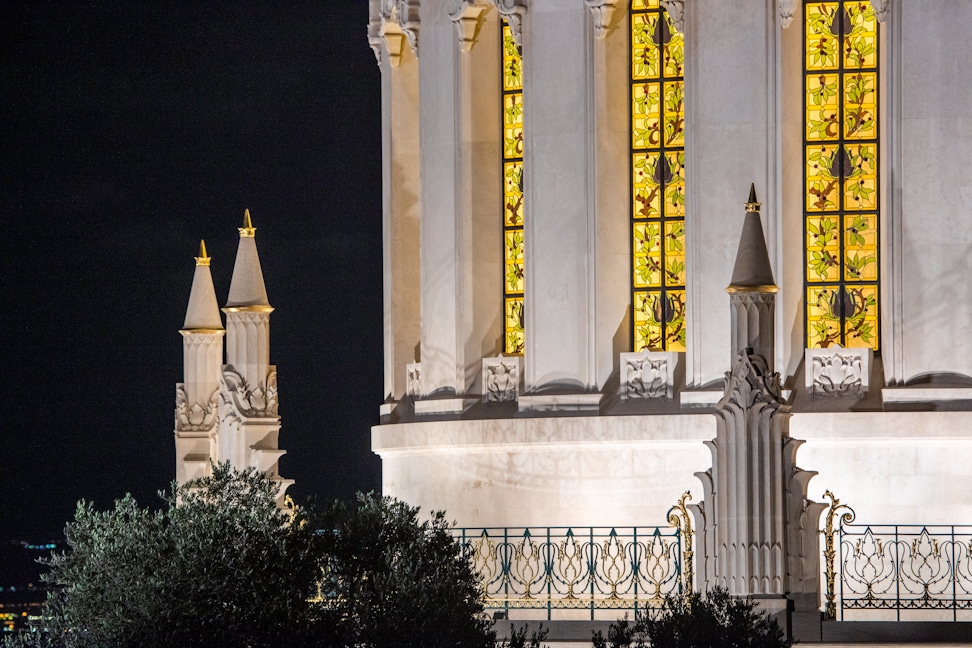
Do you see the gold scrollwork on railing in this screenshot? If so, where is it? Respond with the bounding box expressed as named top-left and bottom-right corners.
top-left (821, 490), bottom-right (856, 619)
top-left (667, 491), bottom-right (694, 594)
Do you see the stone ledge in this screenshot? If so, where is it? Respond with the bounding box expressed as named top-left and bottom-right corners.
top-left (518, 392), bottom-right (605, 412)
top-left (882, 386), bottom-right (972, 404)
top-left (414, 397), bottom-right (476, 415)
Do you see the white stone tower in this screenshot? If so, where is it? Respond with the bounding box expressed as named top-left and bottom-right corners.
top-left (217, 210), bottom-right (293, 504)
top-left (174, 240), bottom-right (224, 484)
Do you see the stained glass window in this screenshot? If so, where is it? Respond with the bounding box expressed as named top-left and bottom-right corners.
top-left (804, 1), bottom-right (879, 349)
top-left (502, 21), bottom-right (525, 354)
top-left (630, 1), bottom-right (685, 352)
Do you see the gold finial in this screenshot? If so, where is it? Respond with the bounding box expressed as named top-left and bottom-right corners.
top-left (238, 209), bottom-right (256, 238)
top-left (194, 239), bottom-right (211, 266)
top-left (745, 183), bottom-right (761, 213)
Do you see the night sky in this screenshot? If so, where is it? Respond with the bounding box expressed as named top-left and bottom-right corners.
top-left (1, 1), bottom-right (382, 545)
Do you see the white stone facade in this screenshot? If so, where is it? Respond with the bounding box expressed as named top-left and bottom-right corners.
top-left (370, 0), bottom-right (972, 623)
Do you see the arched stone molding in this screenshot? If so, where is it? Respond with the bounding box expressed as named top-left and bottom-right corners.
top-left (450, 1), bottom-right (491, 52)
top-left (487, 0), bottom-right (526, 46)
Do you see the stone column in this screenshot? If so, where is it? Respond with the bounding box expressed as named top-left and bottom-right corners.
top-left (372, 0), bottom-right (422, 406)
top-left (520, 0), bottom-right (599, 408)
top-left (685, 0), bottom-right (783, 387)
top-left (415, 0), bottom-right (502, 413)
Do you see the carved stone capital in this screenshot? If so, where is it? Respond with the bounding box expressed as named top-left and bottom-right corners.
top-left (368, 0), bottom-right (384, 65)
top-left (489, 0), bottom-right (526, 46)
top-left (805, 347), bottom-right (872, 399)
top-left (482, 355), bottom-right (521, 403)
top-left (451, 1), bottom-right (491, 53)
top-left (869, 0), bottom-right (889, 23)
top-left (620, 351), bottom-right (678, 400)
top-left (221, 367), bottom-right (279, 418)
top-left (779, 0), bottom-right (795, 28)
top-left (378, 0), bottom-right (420, 67)
top-left (584, 0), bottom-right (618, 40)
top-left (661, 0), bottom-right (685, 34)
top-left (175, 385), bottom-right (219, 432)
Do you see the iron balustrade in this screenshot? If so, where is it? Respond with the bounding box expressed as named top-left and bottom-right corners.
top-left (822, 493), bottom-right (972, 621)
top-left (455, 525), bottom-right (685, 620)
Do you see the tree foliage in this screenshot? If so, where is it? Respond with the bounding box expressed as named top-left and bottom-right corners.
top-left (316, 493), bottom-right (495, 648)
top-left (6, 465), bottom-right (494, 648)
top-left (592, 588), bottom-right (791, 648)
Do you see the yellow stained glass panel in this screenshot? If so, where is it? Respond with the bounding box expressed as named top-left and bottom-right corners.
top-left (842, 284), bottom-right (878, 348)
top-left (505, 297), bottom-right (524, 355)
top-left (663, 81), bottom-right (684, 147)
top-left (633, 291), bottom-right (664, 352)
top-left (805, 2), bottom-right (839, 71)
top-left (631, 14), bottom-right (660, 80)
top-left (663, 220), bottom-right (685, 286)
top-left (843, 4), bottom-right (877, 69)
top-left (633, 222), bottom-right (662, 289)
top-left (805, 216), bottom-right (841, 282)
top-left (806, 145), bottom-right (840, 212)
top-left (806, 73), bottom-right (839, 141)
top-left (843, 72), bottom-right (877, 139)
top-left (806, 286), bottom-right (843, 348)
top-left (632, 82), bottom-right (661, 148)
top-left (844, 213), bottom-right (877, 281)
top-left (843, 143), bottom-right (877, 211)
top-left (504, 231), bottom-right (524, 294)
top-left (666, 289), bottom-right (686, 351)
top-left (504, 161), bottom-right (523, 226)
top-left (632, 152), bottom-right (661, 218)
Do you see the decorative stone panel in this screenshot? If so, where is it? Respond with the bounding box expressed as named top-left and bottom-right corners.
top-left (482, 355), bottom-right (520, 403)
top-left (620, 351), bottom-right (678, 400)
top-left (406, 362), bottom-right (422, 399)
top-left (805, 347), bottom-right (871, 399)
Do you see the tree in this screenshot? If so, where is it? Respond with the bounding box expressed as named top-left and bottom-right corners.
top-left (7, 469), bottom-right (496, 648)
top-left (315, 493), bottom-right (496, 648)
top-left (21, 464), bottom-right (323, 648)
top-left (592, 588), bottom-right (791, 648)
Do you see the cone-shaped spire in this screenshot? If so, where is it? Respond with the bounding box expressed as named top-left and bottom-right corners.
top-left (183, 240), bottom-right (224, 330)
top-left (225, 209), bottom-right (270, 308)
top-left (727, 185), bottom-right (777, 292)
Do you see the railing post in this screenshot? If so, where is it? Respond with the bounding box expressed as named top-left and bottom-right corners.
top-left (667, 491), bottom-right (694, 595)
top-left (822, 490), bottom-right (856, 620)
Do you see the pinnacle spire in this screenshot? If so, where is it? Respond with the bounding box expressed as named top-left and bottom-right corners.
top-left (727, 184), bottom-right (777, 292)
top-left (183, 242), bottom-right (224, 331)
top-left (226, 210), bottom-right (270, 308)
top-left (239, 208), bottom-right (256, 238)
top-left (195, 239), bottom-right (211, 266)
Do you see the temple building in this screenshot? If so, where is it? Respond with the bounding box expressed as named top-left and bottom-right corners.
top-left (174, 211), bottom-right (292, 504)
top-left (368, 0), bottom-right (972, 639)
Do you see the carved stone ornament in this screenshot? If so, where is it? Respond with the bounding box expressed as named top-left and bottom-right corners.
top-left (451, 1), bottom-right (491, 53)
top-left (584, 0), bottom-right (618, 40)
top-left (406, 362), bottom-right (422, 399)
top-left (221, 367), bottom-right (279, 418)
top-left (482, 355), bottom-right (521, 403)
top-left (691, 350), bottom-right (825, 605)
top-left (620, 351), bottom-right (678, 400)
top-left (869, 0), bottom-right (889, 23)
top-left (488, 0), bottom-right (526, 46)
top-left (805, 347), bottom-right (871, 399)
top-left (779, 0), bottom-right (796, 28)
top-left (378, 0), bottom-right (420, 67)
top-left (175, 386), bottom-right (219, 431)
top-left (660, 0), bottom-right (685, 34)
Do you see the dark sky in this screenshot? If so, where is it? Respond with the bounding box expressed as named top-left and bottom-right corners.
top-left (1, 1), bottom-right (382, 544)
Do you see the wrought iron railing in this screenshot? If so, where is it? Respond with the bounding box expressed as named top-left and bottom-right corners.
top-left (456, 493), bottom-right (694, 619)
top-left (822, 491), bottom-right (972, 621)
